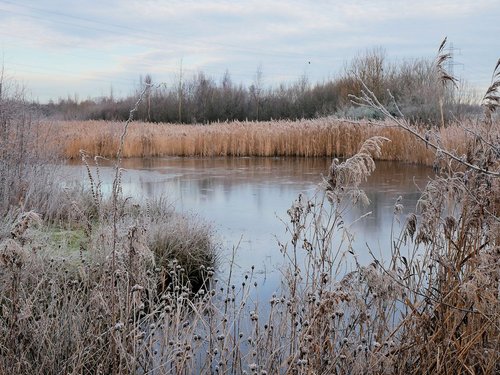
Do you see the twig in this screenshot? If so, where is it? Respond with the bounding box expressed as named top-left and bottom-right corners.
top-left (350, 80), bottom-right (500, 177)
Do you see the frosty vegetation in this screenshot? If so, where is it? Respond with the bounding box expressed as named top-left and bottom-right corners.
top-left (0, 43), bottom-right (498, 374)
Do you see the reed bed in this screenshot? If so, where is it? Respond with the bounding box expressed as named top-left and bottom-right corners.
top-left (48, 118), bottom-right (470, 166)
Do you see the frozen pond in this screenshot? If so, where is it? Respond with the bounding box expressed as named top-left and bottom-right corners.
top-left (64, 157), bottom-right (431, 295)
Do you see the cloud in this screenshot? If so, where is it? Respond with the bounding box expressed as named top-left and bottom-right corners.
top-left (0, 0), bottom-right (498, 101)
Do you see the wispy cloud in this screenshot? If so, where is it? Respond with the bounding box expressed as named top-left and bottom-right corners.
top-left (0, 0), bottom-right (498, 101)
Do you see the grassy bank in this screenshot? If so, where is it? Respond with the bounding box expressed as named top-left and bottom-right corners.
top-left (50, 118), bottom-right (472, 166)
top-left (0, 92), bottom-right (219, 373)
top-left (0, 189), bottom-right (218, 372)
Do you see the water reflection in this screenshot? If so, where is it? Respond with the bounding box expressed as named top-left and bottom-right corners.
top-left (64, 157), bottom-right (431, 293)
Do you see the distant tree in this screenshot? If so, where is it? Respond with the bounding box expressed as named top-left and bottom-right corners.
top-left (249, 65), bottom-right (263, 120)
top-left (144, 74), bottom-right (153, 121)
top-left (39, 47), bottom-right (479, 125)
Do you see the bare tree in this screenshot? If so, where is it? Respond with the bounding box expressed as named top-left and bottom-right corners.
top-left (250, 64), bottom-right (263, 120)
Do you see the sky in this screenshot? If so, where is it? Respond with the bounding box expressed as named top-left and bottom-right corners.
top-left (0, 0), bottom-right (499, 103)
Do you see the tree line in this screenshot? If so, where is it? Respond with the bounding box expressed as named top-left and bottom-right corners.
top-left (43, 48), bottom-right (479, 124)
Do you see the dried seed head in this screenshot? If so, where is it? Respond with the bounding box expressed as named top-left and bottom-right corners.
top-left (0, 239), bottom-right (29, 268)
top-left (131, 284), bottom-right (143, 292)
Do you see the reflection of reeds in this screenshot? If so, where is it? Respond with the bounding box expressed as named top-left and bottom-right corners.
top-left (49, 118), bottom-right (472, 166)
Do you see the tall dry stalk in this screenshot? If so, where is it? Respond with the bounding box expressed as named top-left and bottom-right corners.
top-left (348, 50), bottom-right (500, 373)
top-left (435, 37), bottom-right (459, 127)
top-left (106, 82), bottom-right (152, 373)
top-left (481, 58), bottom-right (500, 125)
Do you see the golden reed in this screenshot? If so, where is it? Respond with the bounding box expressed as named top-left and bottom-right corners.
top-left (47, 118), bottom-right (469, 166)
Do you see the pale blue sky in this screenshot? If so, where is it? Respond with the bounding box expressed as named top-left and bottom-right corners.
top-left (0, 0), bottom-right (498, 102)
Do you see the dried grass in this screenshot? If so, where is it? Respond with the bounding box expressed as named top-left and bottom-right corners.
top-left (46, 117), bottom-right (475, 167)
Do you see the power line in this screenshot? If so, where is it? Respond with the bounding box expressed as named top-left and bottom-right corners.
top-left (0, 1), bottom-right (326, 60)
top-left (5, 61), bottom-right (137, 84)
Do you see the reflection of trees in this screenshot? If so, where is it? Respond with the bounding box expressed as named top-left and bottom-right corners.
top-left (73, 158), bottom-right (430, 220)
top-left (346, 161), bottom-right (430, 240)
top-left (361, 161), bottom-right (430, 191)
top-left (349, 191), bottom-right (421, 231)
top-left (139, 177), bottom-right (155, 197)
top-left (68, 157), bottom-right (429, 270)
top-left (197, 177), bottom-right (217, 200)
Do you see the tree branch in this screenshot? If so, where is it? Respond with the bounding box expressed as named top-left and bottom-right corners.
top-left (350, 79), bottom-right (500, 177)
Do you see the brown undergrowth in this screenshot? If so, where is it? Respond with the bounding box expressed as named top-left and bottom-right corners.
top-left (47, 118), bottom-right (473, 166)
